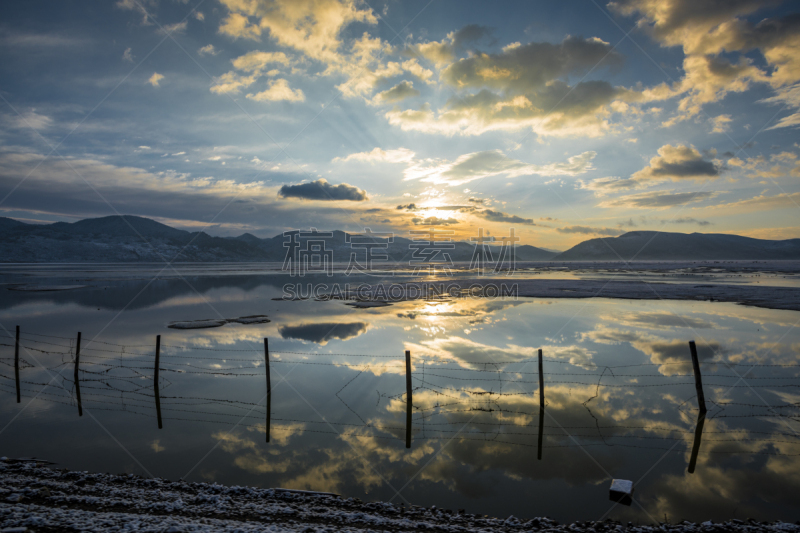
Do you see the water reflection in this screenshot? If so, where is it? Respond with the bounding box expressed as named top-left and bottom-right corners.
top-left (0, 269), bottom-right (799, 524)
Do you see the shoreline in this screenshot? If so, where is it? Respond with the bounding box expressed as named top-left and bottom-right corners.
top-left (278, 279), bottom-right (800, 312)
top-left (1, 460), bottom-right (799, 532)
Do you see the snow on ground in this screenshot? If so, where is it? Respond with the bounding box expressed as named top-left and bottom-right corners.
top-left (327, 279), bottom-right (800, 312)
top-left (1, 460), bottom-right (798, 532)
top-left (167, 316), bottom-right (270, 329)
top-left (6, 285), bottom-right (87, 292)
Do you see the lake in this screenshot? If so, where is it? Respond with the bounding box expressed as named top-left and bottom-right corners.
top-left (1, 263), bottom-right (799, 524)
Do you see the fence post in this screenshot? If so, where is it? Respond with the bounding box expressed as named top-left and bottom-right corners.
top-left (688, 413), bottom-right (705, 473)
top-left (74, 332), bottom-right (82, 417)
top-left (14, 326), bottom-right (20, 403)
top-left (537, 403), bottom-right (544, 461)
top-left (265, 338), bottom-right (271, 443)
top-left (538, 348), bottom-right (544, 459)
top-left (405, 350), bottom-right (412, 449)
top-left (538, 349), bottom-right (545, 409)
top-left (689, 341), bottom-right (707, 414)
top-left (154, 335), bottom-right (162, 429)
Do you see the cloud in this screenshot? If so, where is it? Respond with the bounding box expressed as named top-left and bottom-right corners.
top-left (707, 191), bottom-right (800, 214)
top-left (0, 30), bottom-right (91, 48)
top-left (115, 0), bottom-right (155, 25)
top-left (557, 225), bottom-right (624, 236)
top-left (217, 0), bottom-right (377, 63)
top-left (609, 1), bottom-right (800, 124)
top-left (450, 24), bottom-right (494, 49)
top-left (390, 36), bottom-right (625, 137)
top-left (278, 178), bottom-right (367, 201)
top-left (210, 50), bottom-right (291, 95)
top-left (407, 335), bottom-right (595, 369)
top-left (6, 109), bottom-right (53, 131)
top-left (762, 84), bottom-right (800, 130)
top-left (246, 78), bottom-right (305, 102)
top-left (400, 59), bottom-right (434, 84)
top-left (579, 176), bottom-right (646, 195)
top-left (599, 190), bottom-right (719, 209)
top-left (0, 150), bottom-right (392, 237)
top-left (467, 197), bottom-right (484, 204)
top-left (583, 326), bottom-right (722, 374)
top-left (335, 147), bottom-right (416, 164)
top-left (404, 150), bottom-right (596, 186)
top-left (215, 0), bottom-right (410, 101)
top-left (148, 72), bottom-right (164, 87)
top-left (396, 203), bottom-right (417, 211)
top-left (232, 50), bottom-right (291, 71)
top-left (473, 209), bottom-right (535, 225)
top-left (631, 144), bottom-right (720, 182)
top-left (278, 322), bottom-right (368, 344)
top-left (198, 44), bottom-right (218, 56)
top-left (404, 24), bottom-right (494, 68)
top-left (440, 35), bottom-right (622, 94)
top-left (373, 81), bottom-right (420, 104)
top-left (666, 217), bottom-right (712, 226)
top-left (412, 216), bottom-right (459, 225)
top-left (209, 71), bottom-right (259, 94)
top-left (710, 114), bottom-right (732, 133)
top-left (122, 47), bottom-right (134, 62)
top-left (582, 144), bottom-right (722, 203)
top-left (607, 311), bottom-right (717, 330)
top-left (158, 21), bottom-right (188, 35)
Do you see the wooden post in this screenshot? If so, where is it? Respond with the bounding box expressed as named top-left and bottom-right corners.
top-left (689, 341), bottom-right (707, 414)
top-left (74, 332), bottom-right (82, 417)
top-left (154, 335), bottom-right (162, 429)
top-left (405, 350), bottom-right (412, 449)
top-left (688, 413), bottom-right (705, 474)
top-left (538, 349), bottom-right (545, 409)
top-left (265, 338), bottom-right (271, 443)
top-left (14, 326), bottom-right (20, 403)
top-left (537, 403), bottom-right (544, 461)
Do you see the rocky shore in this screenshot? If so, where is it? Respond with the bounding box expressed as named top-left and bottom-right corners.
top-left (2, 460), bottom-right (799, 532)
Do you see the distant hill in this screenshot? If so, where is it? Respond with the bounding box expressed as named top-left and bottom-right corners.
top-left (554, 231), bottom-right (800, 261)
top-left (0, 215), bottom-right (558, 263)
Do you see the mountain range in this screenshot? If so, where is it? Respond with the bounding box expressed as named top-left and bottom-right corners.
top-left (0, 215), bottom-right (798, 263)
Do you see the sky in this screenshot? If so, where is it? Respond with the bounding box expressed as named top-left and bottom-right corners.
top-left (0, 0), bottom-right (798, 249)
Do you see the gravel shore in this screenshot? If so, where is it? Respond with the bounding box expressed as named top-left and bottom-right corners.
top-left (2, 460), bottom-right (799, 532)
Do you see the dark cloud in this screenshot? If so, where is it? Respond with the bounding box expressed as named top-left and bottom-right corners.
top-left (278, 322), bottom-right (368, 344)
top-left (389, 36), bottom-right (625, 136)
top-left (451, 24), bottom-right (495, 48)
top-left (474, 209), bottom-right (535, 225)
top-left (633, 145), bottom-right (720, 181)
top-left (374, 80), bottom-right (420, 103)
top-left (441, 35), bottom-right (623, 93)
top-left (651, 158), bottom-right (718, 178)
top-left (467, 197), bottom-right (484, 204)
top-left (279, 179), bottom-right (368, 201)
top-left (396, 203), bottom-right (417, 210)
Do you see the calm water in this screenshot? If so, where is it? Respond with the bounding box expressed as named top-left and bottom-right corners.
top-left (1, 265), bottom-right (799, 524)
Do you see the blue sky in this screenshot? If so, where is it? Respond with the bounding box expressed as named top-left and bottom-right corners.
top-left (0, 0), bottom-right (798, 248)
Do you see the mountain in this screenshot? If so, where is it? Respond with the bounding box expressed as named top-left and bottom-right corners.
top-left (554, 231), bottom-right (800, 261)
top-left (0, 215), bottom-right (558, 263)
